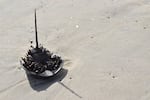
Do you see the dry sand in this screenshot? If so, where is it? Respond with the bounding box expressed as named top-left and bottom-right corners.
top-left (0, 0), bottom-right (150, 100)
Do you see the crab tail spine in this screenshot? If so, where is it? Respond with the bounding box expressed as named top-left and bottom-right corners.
top-left (35, 9), bottom-right (39, 48)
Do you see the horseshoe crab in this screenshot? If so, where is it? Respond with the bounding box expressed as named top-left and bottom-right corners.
top-left (21, 9), bottom-right (63, 77)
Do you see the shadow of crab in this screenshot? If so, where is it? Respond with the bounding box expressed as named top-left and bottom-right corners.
top-left (26, 68), bottom-right (68, 91)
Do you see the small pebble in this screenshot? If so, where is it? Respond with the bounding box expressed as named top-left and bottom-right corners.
top-left (75, 25), bottom-right (79, 28)
top-left (144, 27), bottom-right (146, 29)
top-left (135, 20), bottom-right (138, 23)
top-left (107, 16), bottom-right (110, 19)
top-left (90, 36), bottom-right (94, 39)
top-left (112, 76), bottom-right (116, 79)
top-left (69, 77), bottom-right (72, 79)
top-left (30, 40), bottom-right (33, 44)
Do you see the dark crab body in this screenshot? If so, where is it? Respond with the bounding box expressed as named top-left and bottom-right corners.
top-left (21, 9), bottom-right (63, 77)
top-left (21, 46), bottom-right (63, 77)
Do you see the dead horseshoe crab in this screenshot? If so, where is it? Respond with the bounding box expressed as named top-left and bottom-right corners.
top-left (21, 9), bottom-right (63, 77)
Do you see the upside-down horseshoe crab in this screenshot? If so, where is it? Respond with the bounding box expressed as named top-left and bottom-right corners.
top-left (21, 9), bottom-right (63, 77)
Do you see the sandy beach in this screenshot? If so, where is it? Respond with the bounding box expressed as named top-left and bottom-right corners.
top-left (0, 0), bottom-right (150, 100)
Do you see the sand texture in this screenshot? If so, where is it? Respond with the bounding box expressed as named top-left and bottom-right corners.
top-left (0, 0), bottom-right (150, 100)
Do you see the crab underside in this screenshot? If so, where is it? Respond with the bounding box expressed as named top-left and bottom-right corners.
top-left (21, 46), bottom-right (62, 76)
